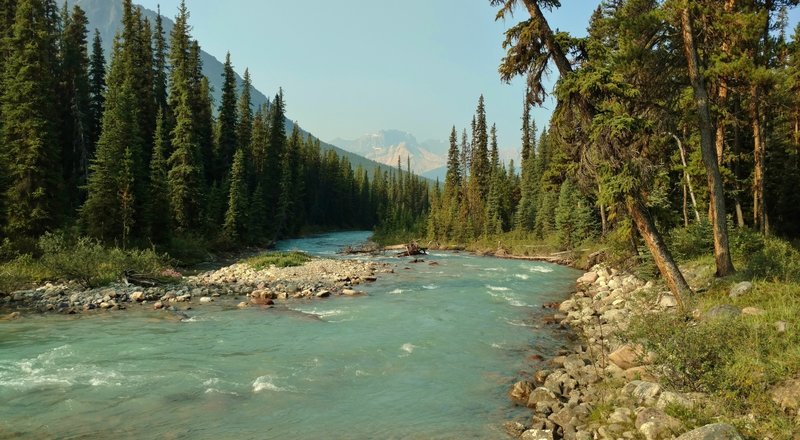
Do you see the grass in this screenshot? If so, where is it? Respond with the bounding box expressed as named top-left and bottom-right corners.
top-left (243, 251), bottom-right (312, 270)
top-left (622, 232), bottom-right (800, 439)
top-left (0, 233), bottom-right (171, 292)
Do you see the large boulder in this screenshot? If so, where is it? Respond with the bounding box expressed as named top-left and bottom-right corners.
top-left (577, 272), bottom-right (598, 285)
top-left (609, 344), bottom-right (645, 370)
top-left (729, 281), bottom-right (753, 298)
top-left (520, 429), bottom-right (554, 440)
top-left (674, 423), bottom-right (743, 440)
top-left (622, 380), bottom-right (662, 406)
top-left (509, 380), bottom-right (535, 406)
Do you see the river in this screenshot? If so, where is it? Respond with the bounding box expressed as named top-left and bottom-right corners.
top-left (0, 231), bottom-right (579, 439)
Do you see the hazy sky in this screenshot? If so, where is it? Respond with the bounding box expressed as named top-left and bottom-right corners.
top-left (134, 1), bottom-right (798, 159)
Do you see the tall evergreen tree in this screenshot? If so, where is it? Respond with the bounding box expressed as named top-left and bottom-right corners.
top-left (146, 108), bottom-right (170, 243)
top-left (216, 52), bottom-right (238, 181)
top-left (237, 68), bottom-right (254, 153)
top-left (152, 6), bottom-right (168, 112)
top-left (1, 0), bottom-right (63, 237)
top-left (444, 126), bottom-right (461, 199)
top-left (223, 148), bottom-right (247, 241)
top-left (88, 29), bottom-right (106, 152)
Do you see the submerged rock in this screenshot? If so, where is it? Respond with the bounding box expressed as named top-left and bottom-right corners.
top-left (509, 380), bottom-right (535, 406)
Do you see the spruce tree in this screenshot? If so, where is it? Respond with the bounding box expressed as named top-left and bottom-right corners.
top-left (237, 68), bottom-right (254, 153)
top-left (82, 37), bottom-right (141, 243)
top-left (153, 6), bottom-right (168, 111)
top-left (444, 126), bottom-right (461, 199)
top-left (60, 4), bottom-right (91, 209)
top-left (223, 148), bottom-right (247, 241)
top-left (166, 2), bottom-right (203, 232)
top-left (146, 108), bottom-right (170, 243)
top-left (1, 0), bottom-right (63, 237)
top-left (88, 29), bottom-right (106, 152)
top-left (217, 52), bottom-right (238, 180)
top-left (265, 90), bottom-right (286, 225)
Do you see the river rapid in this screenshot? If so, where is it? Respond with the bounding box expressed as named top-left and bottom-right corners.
top-left (0, 231), bottom-right (579, 439)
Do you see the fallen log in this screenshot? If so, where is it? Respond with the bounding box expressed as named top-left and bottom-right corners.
top-left (396, 241), bottom-right (427, 257)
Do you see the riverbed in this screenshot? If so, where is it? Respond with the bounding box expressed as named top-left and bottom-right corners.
top-left (0, 231), bottom-right (579, 439)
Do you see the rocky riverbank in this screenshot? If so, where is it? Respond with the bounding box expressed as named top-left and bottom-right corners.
top-left (505, 265), bottom-right (745, 440)
top-left (0, 256), bottom-right (392, 318)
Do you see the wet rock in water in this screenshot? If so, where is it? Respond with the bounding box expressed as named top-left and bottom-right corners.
top-left (153, 300), bottom-right (164, 310)
top-left (363, 276), bottom-right (378, 282)
top-left (509, 380), bottom-right (535, 406)
top-left (533, 369), bottom-right (551, 385)
top-left (520, 429), bottom-right (554, 440)
top-left (703, 304), bottom-right (740, 320)
top-left (199, 297), bottom-right (213, 304)
top-left (99, 302), bottom-right (112, 309)
top-left (729, 281), bottom-right (753, 298)
top-left (237, 301), bottom-right (249, 309)
top-left (504, 421), bottom-right (527, 438)
top-left (176, 294), bottom-right (191, 302)
top-left (83, 303), bottom-right (96, 311)
top-left (130, 291), bottom-right (145, 302)
top-left (342, 289), bottom-right (365, 296)
top-left (674, 423), bottom-right (743, 440)
top-left (250, 297), bottom-right (271, 306)
top-left (2, 312), bottom-right (21, 320)
top-left (315, 290), bottom-right (331, 298)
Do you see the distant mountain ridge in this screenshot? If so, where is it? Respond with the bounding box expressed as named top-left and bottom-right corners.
top-left (331, 130), bottom-right (446, 175)
top-left (72, 0), bottom-right (391, 174)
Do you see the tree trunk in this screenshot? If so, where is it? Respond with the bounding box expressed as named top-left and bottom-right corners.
top-left (683, 183), bottom-right (689, 228)
top-left (680, 7), bottom-right (736, 277)
top-left (626, 195), bottom-right (691, 304)
top-left (749, 85), bottom-right (769, 235)
top-left (598, 183), bottom-right (608, 236)
top-left (674, 134), bottom-right (701, 223)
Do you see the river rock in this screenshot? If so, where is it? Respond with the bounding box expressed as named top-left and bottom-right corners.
top-left (199, 296), bottom-right (213, 303)
top-left (635, 408), bottom-right (682, 440)
top-left (656, 391), bottom-right (695, 410)
top-left (771, 377), bottom-right (800, 414)
top-left (520, 429), bottom-right (554, 440)
top-left (608, 407), bottom-right (633, 425)
top-left (527, 386), bottom-right (559, 409)
top-left (674, 423), bottom-right (743, 440)
top-left (176, 294), bottom-right (191, 302)
top-left (2, 312), bottom-right (21, 320)
top-left (342, 289), bottom-right (364, 296)
top-left (509, 380), bottom-right (535, 406)
top-left (130, 291), bottom-right (145, 302)
top-left (503, 421), bottom-right (526, 438)
top-left (741, 306), bottom-right (765, 316)
top-left (623, 380), bottom-right (661, 405)
top-left (250, 297), bottom-right (273, 306)
top-left (237, 301), bottom-right (249, 309)
top-left (609, 344), bottom-right (644, 370)
top-left (99, 302), bottom-right (112, 309)
top-left (729, 281), bottom-right (753, 298)
top-left (315, 290), bottom-right (331, 298)
top-left (577, 272), bottom-right (598, 285)
top-left (153, 300), bottom-right (164, 310)
top-left (704, 304), bottom-right (740, 320)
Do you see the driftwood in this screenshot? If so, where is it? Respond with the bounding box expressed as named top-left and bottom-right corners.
top-left (396, 241), bottom-right (427, 257)
top-left (340, 241), bottom-right (383, 255)
top-left (122, 271), bottom-right (162, 288)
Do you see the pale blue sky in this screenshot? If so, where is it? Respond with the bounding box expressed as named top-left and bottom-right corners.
top-left (130, 0), bottom-right (599, 156)
top-left (134, 1), bottom-right (799, 159)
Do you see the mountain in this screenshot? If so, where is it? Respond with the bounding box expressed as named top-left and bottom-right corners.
top-left (331, 130), bottom-right (446, 175)
top-left (72, 0), bottom-right (390, 174)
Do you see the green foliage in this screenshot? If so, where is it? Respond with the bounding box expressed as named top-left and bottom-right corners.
top-left (555, 179), bottom-right (595, 249)
top-left (668, 221), bottom-right (713, 261)
top-left (731, 228), bottom-right (800, 282)
top-left (244, 251), bottom-right (312, 270)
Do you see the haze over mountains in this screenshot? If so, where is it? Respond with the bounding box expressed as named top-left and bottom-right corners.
top-left (72, 0), bottom-right (390, 174)
top-left (331, 130), bottom-right (447, 178)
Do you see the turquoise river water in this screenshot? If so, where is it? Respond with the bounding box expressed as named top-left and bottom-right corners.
top-left (0, 231), bottom-right (579, 439)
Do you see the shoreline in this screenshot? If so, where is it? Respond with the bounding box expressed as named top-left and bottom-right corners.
top-left (505, 265), bottom-right (744, 440)
top-left (0, 256), bottom-right (393, 319)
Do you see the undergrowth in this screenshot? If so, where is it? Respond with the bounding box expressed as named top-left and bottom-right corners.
top-left (243, 251), bottom-right (312, 270)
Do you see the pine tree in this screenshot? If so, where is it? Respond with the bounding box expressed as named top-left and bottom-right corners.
top-left (152, 6), bottom-right (168, 112)
top-left (1, 0), bottom-right (63, 237)
top-left (555, 178), bottom-right (593, 249)
top-left (60, 4), bottom-right (91, 209)
top-left (444, 126), bottom-right (461, 199)
top-left (216, 52), bottom-right (238, 180)
top-left (88, 29), bottom-right (106, 152)
top-left (82, 37), bottom-right (141, 242)
top-left (515, 101), bottom-right (538, 232)
top-left (237, 68), bottom-right (254, 152)
top-left (471, 95), bottom-right (490, 198)
top-left (265, 89), bottom-right (287, 228)
top-left (223, 148), bottom-right (247, 241)
top-left (166, 2), bottom-right (203, 232)
top-left (146, 108), bottom-right (170, 243)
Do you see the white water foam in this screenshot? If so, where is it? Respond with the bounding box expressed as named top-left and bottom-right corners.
top-left (528, 265), bottom-right (553, 273)
top-left (422, 285), bottom-right (438, 290)
top-left (486, 285), bottom-right (510, 292)
top-left (504, 318), bottom-right (534, 327)
top-left (389, 289), bottom-right (404, 294)
top-left (401, 343), bottom-right (416, 354)
top-left (488, 291), bottom-right (529, 308)
top-left (514, 274), bottom-right (530, 280)
top-left (252, 375), bottom-right (292, 393)
top-left (484, 267), bottom-right (508, 272)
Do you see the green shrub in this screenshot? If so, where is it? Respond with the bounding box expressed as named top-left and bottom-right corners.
top-left (731, 229), bottom-right (800, 282)
top-left (0, 254), bottom-right (53, 292)
top-left (162, 234), bottom-right (210, 266)
top-left (244, 252), bottom-right (312, 270)
top-left (668, 221), bottom-right (713, 261)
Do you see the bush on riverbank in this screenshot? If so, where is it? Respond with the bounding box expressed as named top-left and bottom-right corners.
top-left (0, 232), bottom-right (170, 291)
top-left (244, 252), bottom-right (312, 270)
top-left (623, 233), bottom-right (800, 439)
